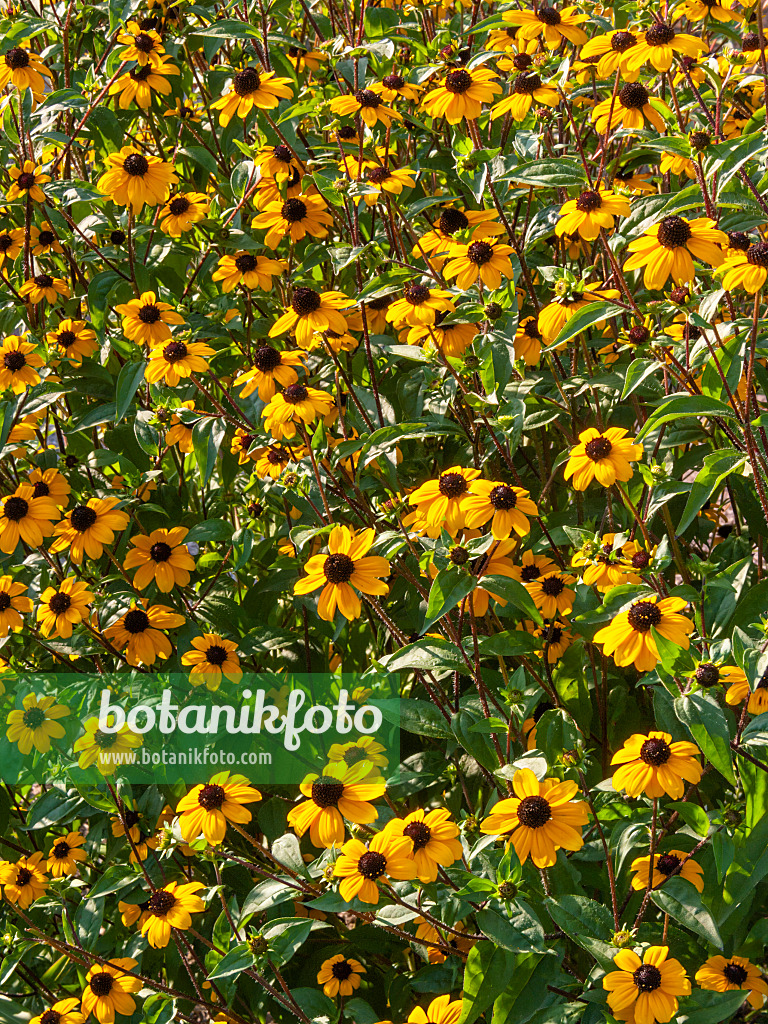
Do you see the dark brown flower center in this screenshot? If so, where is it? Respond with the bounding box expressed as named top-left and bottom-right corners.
top-left (467, 240), bottom-right (494, 265)
top-left (22, 707), bottom-right (46, 729)
top-left (403, 820), bottom-right (432, 850)
top-left (640, 736), bottom-right (671, 765)
top-left (168, 196), bottom-right (191, 216)
top-left (49, 592), bottom-right (71, 615)
top-left (634, 964), bottom-right (662, 991)
top-left (16, 866), bottom-right (33, 886)
top-left (355, 88), bottom-right (380, 107)
top-left (282, 383), bottom-right (309, 404)
top-left (722, 962), bottom-right (749, 985)
top-left (338, 125), bottom-right (357, 140)
top-left (3, 351), bottom-right (25, 371)
top-left (404, 283), bottom-right (431, 305)
top-left (439, 472), bottom-right (468, 498)
top-left (657, 216), bottom-right (692, 250)
top-left (695, 663), bottom-right (720, 687)
top-left (323, 552), bottom-right (355, 583)
top-left (541, 575), bottom-right (565, 596)
top-left (513, 53), bottom-right (534, 70)
top-left (34, 274), bottom-right (53, 288)
top-left (253, 345), bottom-right (283, 371)
top-left (514, 72), bottom-right (542, 95)
top-left (110, 230), bottom-right (127, 245)
top-left (367, 166), bottom-right (391, 184)
top-left (198, 783), bottom-right (226, 809)
top-left (70, 504), bottom-right (98, 532)
top-left (273, 144), bottom-right (292, 162)
top-left (537, 5), bottom-right (561, 23)
top-left (138, 304), bottom-right (161, 324)
top-left (150, 541), bottom-right (172, 562)
top-left (367, 294), bottom-right (392, 311)
top-left (234, 253), bottom-right (258, 274)
top-left (645, 22), bottom-right (675, 45)
top-left (517, 794), bottom-right (552, 828)
top-left (631, 551), bottom-right (650, 569)
top-left (32, 480), bottom-right (50, 497)
top-left (584, 435), bottom-right (612, 461)
top-left (438, 208), bottom-right (469, 235)
top-left (445, 69), bottom-right (473, 94)
top-left (611, 31), bottom-right (637, 52)
top-left (619, 82), bottom-right (649, 110)
top-left (130, 65), bottom-right (154, 82)
top-left (0, 235), bottom-right (12, 252)
top-left (657, 852), bottom-right (681, 875)
top-left (123, 153), bottom-right (149, 176)
top-left (331, 960), bottom-right (354, 980)
top-left (343, 745), bottom-right (368, 765)
top-left (628, 600), bottom-right (662, 632)
top-left (205, 645), bottom-right (227, 666)
top-left (746, 242), bottom-right (768, 267)
top-left (17, 172), bottom-right (36, 190)
top-left (3, 496), bottom-right (29, 522)
top-left (383, 74), bottom-right (405, 89)
top-left (281, 198), bottom-right (308, 222)
top-left (742, 31), bottom-right (760, 50)
top-left (148, 890), bottom-right (177, 915)
top-left (0, 593), bottom-right (10, 611)
top-left (133, 32), bottom-right (156, 53)
top-left (520, 564), bottom-right (541, 582)
top-left (311, 776), bottom-right (345, 807)
top-left (291, 287), bottom-right (322, 315)
top-left (489, 484), bottom-right (517, 509)
top-left (5, 47), bottom-right (30, 69)
top-left (38, 230), bottom-right (55, 246)
top-left (40, 1010), bottom-right (62, 1024)
top-left (123, 609), bottom-right (150, 633)
top-left (89, 973), bottom-right (115, 997)
top-left (575, 190), bottom-right (602, 212)
top-left (163, 342), bottom-right (188, 363)
top-left (234, 68), bottom-right (262, 95)
top-left (357, 850), bottom-right (387, 879)
top-left (266, 446), bottom-right (290, 464)
top-left (628, 326), bottom-right (650, 344)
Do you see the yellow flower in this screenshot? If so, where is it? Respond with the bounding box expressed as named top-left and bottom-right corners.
top-left (0, 225), bottom-right (23, 269)
top-left (407, 995), bottom-right (462, 1024)
top-left (81, 959), bottom-right (141, 1023)
top-left (176, 771), bottom-right (262, 845)
top-left (124, 526), bottom-right (195, 591)
top-left (611, 731), bottom-right (702, 798)
top-left (462, 480), bottom-right (538, 539)
top-left (46, 319), bottom-right (97, 365)
top-left (37, 577), bottom-right (94, 638)
top-left (97, 147), bottom-right (178, 212)
top-left (385, 808), bottom-right (463, 882)
top-left (592, 82), bottom-right (670, 134)
top-left (630, 849), bottom-right (704, 892)
top-left (603, 946), bottom-right (690, 1024)
top-left (514, 316), bottom-right (542, 365)
top-left (0, 851), bottom-right (48, 908)
top-left (720, 241), bottom-right (768, 293)
top-left (234, 345), bottom-right (306, 401)
top-left (480, 767), bottom-right (588, 868)
top-left (73, 716), bottom-right (143, 776)
top-left (330, 87), bottom-right (403, 127)
top-left (6, 693), bottom-right (69, 755)
top-left (0, 484), bottom-right (60, 553)
top-left (294, 525), bottom-right (390, 621)
top-left (0, 45), bottom-right (52, 94)
top-left (114, 291), bottom-right (185, 345)
top-left (408, 466), bottom-right (480, 536)
top-left (660, 152), bottom-right (696, 180)
top-left (526, 570), bottom-right (576, 618)
top-left (443, 240), bottom-right (515, 289)
top-left (212, 251), bottom-right (286, 292)
top-left (564, 427), bottom-right (643, 490)
top-left (46, 832), bottom-right (87, 877)
top-left (422, 66), bottom-right (502, 124)
top-left (262, 382), bottom-right (334, 440)
top-left (146, 339), bottom-right (215, 387)
top-left (503, 5), bottom-right (588, 48)
top-left (624, 215), bottom-right (727, 289)
top-left (580, 30), bottom-right (641, 78)
top-left (334, 830), bottom-right (417, 904)
top-left (181, 634), bottom-right (242, 690)
top-left (594, 596), bottom-right (694, 672)
top-left (555, 189), bottom-right (630, 241)
top-left (116, 21), bottom-right (167, 65)
top-left (317, 955), bottom-right (366, 998)
top-left (51, 497), bottom-right (129, 564)
top-left (141, 880), bottom-right (205, 948)
top-left (211, 67), bottom-right (294, 125)
top-left (725, 669), bottom-right (768, 714)
top-left (108, 58), bottom-right (179, 108)
top-left (6, 161), bottom-right (50, 202)
top-left (695, 956), bottom-right (768, 1009)
top-left (103, 602), bottom-right (185, 667)
top-left (30, 1000), bottom-right (85, 1024)
top-left (270, 287), bottom-right (352, 346)
top-left (159, 192), bottom-right (209, 236)
top-left (491, 71), bottom-right (560, 121)
top-left (288, 760), bottom-right (385, 847)
top-left (622, 22), bottom-right (706, 73)
top-left (19, 273), bottom-right (71, 305)
top-left (252, 192), bottom-right (333, 247)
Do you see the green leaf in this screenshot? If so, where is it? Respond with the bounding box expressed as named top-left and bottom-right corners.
top-left (378, 697), bottom-right (452, 738)
top-left (422, 566), bottom-right (477, 632)
top-left (206, 944), bottom-right (255, 981)
top-left (677, 451), bottom-right (746, 535)
top-left (192, 418), bottom-right (226, 486)
top-left (506, 158), bottom-right (587, 188)
top-left (476, 904), bottom-right (546, 954)
top-left (678, 989), bottom-right (753, 1024)
top-left (481, 576), bottom-right (543, 624)
top-left (668, 801), bottom-right (710, 837)
top-left (543, 895), bottom-right (616, 969)
top-left (636, 395), bottom-right (738, 441)
top-left (358, 421), bottom-right (464, 467)
top-left (650, 877), bottom-right (723, 949)
top-left (547, 301), bottom-right (624, 351)
top-left (674, 692), bottom-right (735, 784)
top-left (115, 360), bottom-right (146, 423)
top-left (458, 943), bottom-right (515, 1024)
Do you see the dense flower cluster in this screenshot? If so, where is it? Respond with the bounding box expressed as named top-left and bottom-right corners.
top-left (0, 1), bottom-right (766, 1024)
